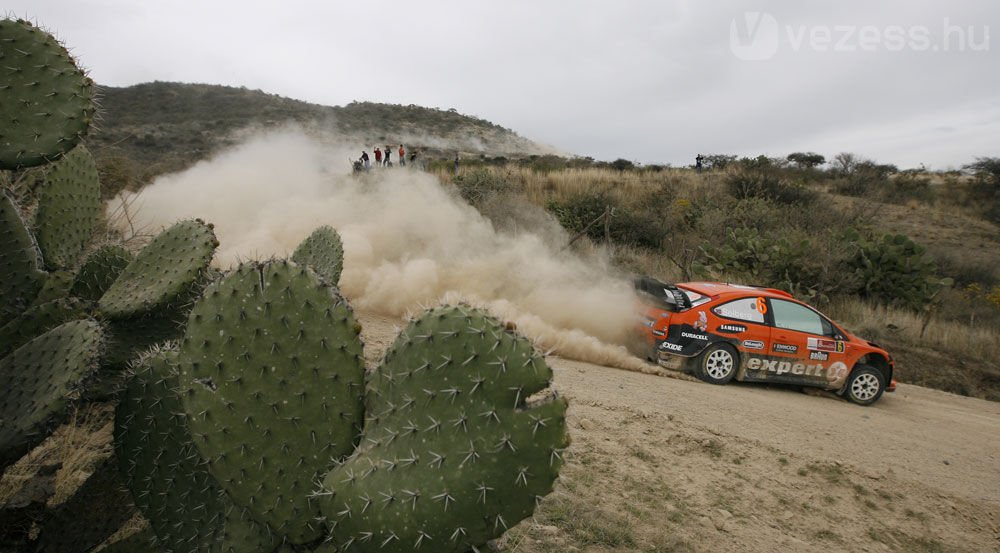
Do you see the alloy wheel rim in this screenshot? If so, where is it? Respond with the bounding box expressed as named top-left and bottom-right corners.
top-left (705, 350), bottom-right (734, 379)
top-left (852, 373), bottom-right (881, 401)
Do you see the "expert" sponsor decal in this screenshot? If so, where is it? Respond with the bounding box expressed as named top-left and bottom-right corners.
top-left (747, 357), bottom-right (849, 379)
top-left (772, 343), bottom-right (798, 354)
top-left (741, 340), bottom-right (765, 350)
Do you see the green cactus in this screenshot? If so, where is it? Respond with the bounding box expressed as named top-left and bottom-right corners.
top-left (0, 297), bottom-right (87, 359)
top-left (99, 219), bottom-right (218, 319)
top-left (0, 190), bottom-right (45, 324)
top-left (293, 225), bottom-right (345, 285)
top-left (30, 269), bottom-right (75, 308)
top-left (34, 455), bottom-right (136, 553)
top-left (852, 233), bottom-right (942, 310)
top-left (99, 527), bottom-right (158, 553)
top-left (116, 347), bottom-right (276, 553)
top-left (0, 319), bottom-right (103, 472)
top-left (319, 305), bottom-right (569, 553)
top-left (34, 144), bottom-right (101, 269)
top-left (70, 243), bottom-right (133, 302)
top-left (176, 261), bottom-right (365, 543)
top-left (0, 19), bottom-right (96, 170)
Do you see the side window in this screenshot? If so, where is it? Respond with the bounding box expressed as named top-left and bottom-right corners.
top-left (770, 299), bottom-right (827, 335)
top-left (712, 297), bottom-right (766, 323)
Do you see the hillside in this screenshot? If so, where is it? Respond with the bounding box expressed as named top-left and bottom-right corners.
top-left (85, 81), bottom-right (551, 182)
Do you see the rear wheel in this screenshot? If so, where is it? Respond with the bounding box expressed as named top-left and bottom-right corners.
top-left (844, 364), bottom-right (885, 406)
top-left (695, 344), bottom-right (738, 385)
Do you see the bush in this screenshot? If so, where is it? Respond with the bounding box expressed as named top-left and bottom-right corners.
top-left (849, 232), bottom-right (947, 310)
top-left (884, 172), bottom-right (934, 204)
top-left (965, 157), bottom-right (1000, 223)
top-left (725, 170), bottom-right (817, 206)
top-left (697, 227), bottom-right (853, 304)
top-left (452, 169), bottom-right (516, 207)
top-left (546, 191), bottom-right (666, 249)
top-left (787, 152), bottom-right (826, 168)
top-left (831, 161), bottom-right (894, 196)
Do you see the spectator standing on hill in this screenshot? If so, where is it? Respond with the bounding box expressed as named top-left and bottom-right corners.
top-left (454, 153), bottom-right (459, 174)
top-left (384, 145), bottom-right (392, 167)
top-left (374, 147), bottom-right (382, 167)
top-left (398, 144), bottom-right (406, 166)
top-left (695, 154), bottom-right (704, 172)
top-left (360, 150), bottom-right (370, 170)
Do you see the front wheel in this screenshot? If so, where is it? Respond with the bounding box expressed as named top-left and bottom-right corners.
top-left (695, 344), bottom-right (738, 385)
top-left (844, 365), bottom-right (886, 406)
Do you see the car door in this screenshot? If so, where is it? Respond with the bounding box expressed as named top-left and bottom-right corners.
top-left (766, 298), bottom-right (850, 388)
top-left (708, 295), bottom-right (770, 377)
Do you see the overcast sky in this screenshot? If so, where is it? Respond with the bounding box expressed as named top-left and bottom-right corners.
top-left (8, 0), bottom-right (999, 169)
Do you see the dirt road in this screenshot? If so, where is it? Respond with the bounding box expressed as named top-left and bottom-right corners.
top-left (361, 313), bottom-right (1000, 552)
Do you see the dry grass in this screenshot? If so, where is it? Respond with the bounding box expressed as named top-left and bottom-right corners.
top-left (826, 298), bottom-right (1000, 362)
top-left (0, 403), bottom-right (115, 506)
top-left (437, 165), bottom-right (720, 207)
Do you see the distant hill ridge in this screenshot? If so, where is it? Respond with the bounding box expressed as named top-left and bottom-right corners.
top-left (88, 81), bottom-right (551, 168)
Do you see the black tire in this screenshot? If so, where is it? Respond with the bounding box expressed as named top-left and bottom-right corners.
top-left (695, 343), bottom-right (738, 385)
top-left (844, 364), bottom-right (886, 406)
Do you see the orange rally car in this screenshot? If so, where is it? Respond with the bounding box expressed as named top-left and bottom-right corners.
top-left (633, 277), bottom-right (896, 406)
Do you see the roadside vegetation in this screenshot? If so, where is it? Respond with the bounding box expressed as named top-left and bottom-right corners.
top-left (440, 154), bottom-right (1000, 401)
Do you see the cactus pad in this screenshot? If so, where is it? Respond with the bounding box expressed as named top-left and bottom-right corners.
top-left (29, 269), bottom-right (75, 308)
top-left (319, 305), bottom-right (568, 553)
top-left (99, 219), bottom-right (218, 319)
top-left (292, 225), bottom-right (345, 285)
top-left (70, 243), bottom-right (133, 301)
top-left (116, 348), bottom-right (275, 553)
top-left (34, 144), bottom-right (101, 269)
top-left (0, 319), bottom-right (103, 472)
top-left (0, 190), bottom-right (44, 324)
top-left (177, 261), bottom-right (365, 543)
top-left (0, 19), bottom-right (96, 170)
top-left (0, 297), bottom-right (87, 359)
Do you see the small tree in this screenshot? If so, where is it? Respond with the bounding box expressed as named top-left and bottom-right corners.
top-left (787, 152), bottom-right (826, 168)
top-left (831, 152), bottom-right (859, 174)
top-left (965, 157), bottom-right (1000, 222)
top-left (610, 158), bottom-right (635, 172)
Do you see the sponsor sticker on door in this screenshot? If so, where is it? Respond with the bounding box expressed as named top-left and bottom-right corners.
top-left (742, 339), bottom-right (765, 350)
top-left (807, 337), bottom-right (845, 352)
top-left (773, 343), bottom-right (798, 354)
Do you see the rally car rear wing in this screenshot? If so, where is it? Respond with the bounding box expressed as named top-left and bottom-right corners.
top-left (633, 276), bottom-right (693, 312)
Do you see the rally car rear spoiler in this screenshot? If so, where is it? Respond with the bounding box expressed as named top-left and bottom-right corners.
top-left (633, 276), bottom-right (692, 312)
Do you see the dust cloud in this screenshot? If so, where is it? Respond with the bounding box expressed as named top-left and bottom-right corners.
top-left (111, 128), bottom-right (650, 372)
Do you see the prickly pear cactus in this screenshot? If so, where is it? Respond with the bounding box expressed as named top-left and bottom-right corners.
top-left (177, 261), bottom-right (366, 544)
top-left (99, 219), bottom-right (218, 319)
top-left (293, 225), bottom-right (345, 285)
top-left (319, 306), bottom-right (569, 553)
top-left (34, 144), bottom-right (101, 269)
top-left (29, 269), bottom-right (75, 308)
top-left (0, 297), bottom-right (87, 359)
top-left (70, 243), bottom-right (133, 302)
top-left (116, 348), bottom-right (275, 553)
top-left (0, 319), bottom-right (103, 472)
top-left (0, 190), bottom-right (45, 324)
top-left (0, 19), bottom-right (96, 170)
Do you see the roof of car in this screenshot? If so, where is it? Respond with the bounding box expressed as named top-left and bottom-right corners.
top-left (677, 282), bottom-right (795, 300)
